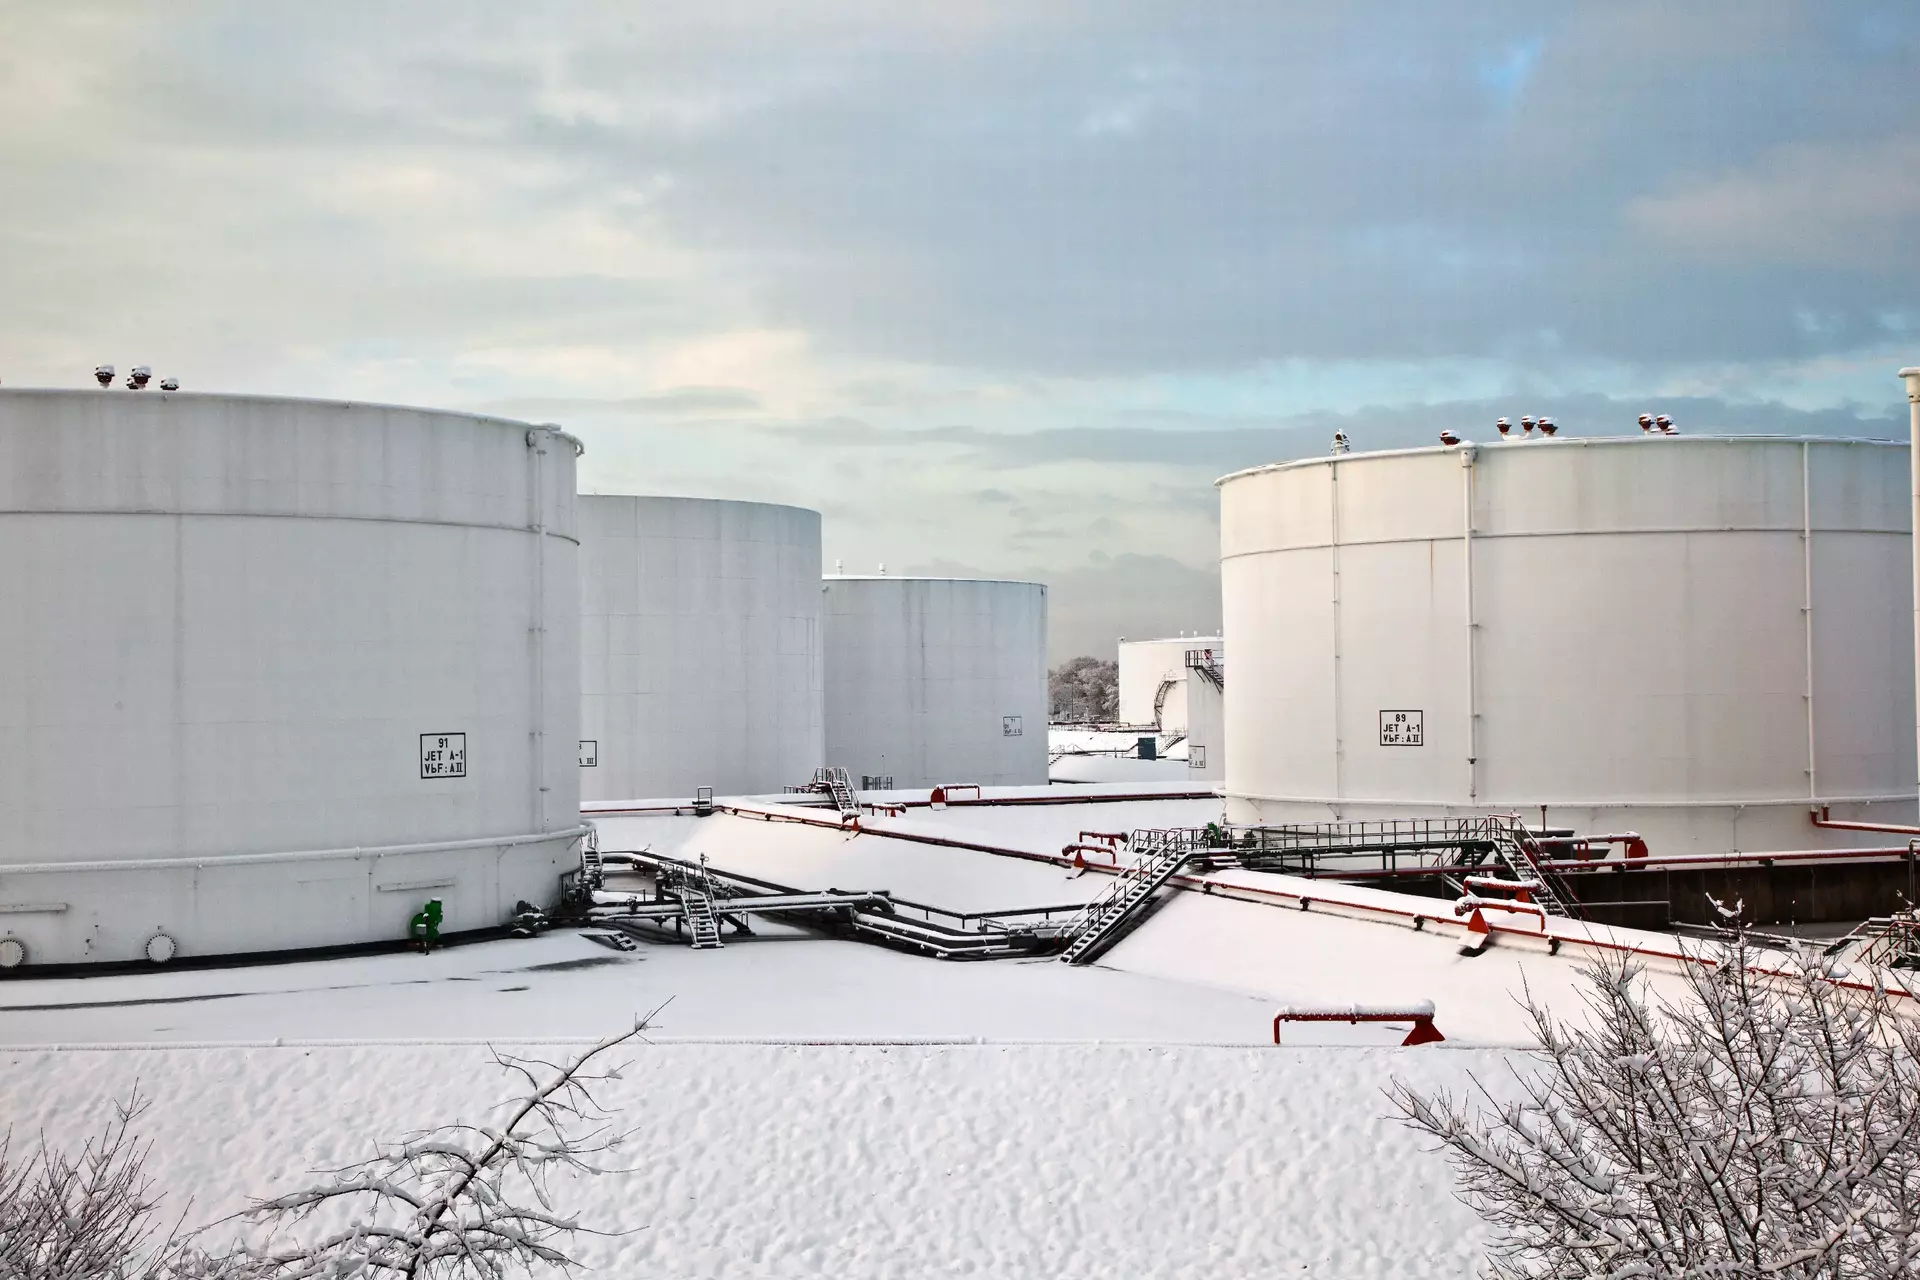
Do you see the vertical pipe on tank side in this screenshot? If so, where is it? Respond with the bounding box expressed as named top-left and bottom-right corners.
top-left (1329, 461), bottom-right (1344, 814)
top-left (1461, 446), bottom-right (1479, 802)
top-left (1802, 441), bottom-right (1817, 802)
top-left (1904, 368), bottom-right (1920, 807)
top-left (527, 427), bottom-right (551, 832)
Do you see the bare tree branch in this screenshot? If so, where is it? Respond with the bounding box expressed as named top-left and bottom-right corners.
top-left (1389, 930), bottom-right (1920, 1278)
top-left (194, 1012), bottom-right (661, 1279)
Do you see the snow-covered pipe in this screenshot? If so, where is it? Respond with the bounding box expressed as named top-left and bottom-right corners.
top-left (1532, 832), bottom-right (1647, 858)
top-left (1065, 843), bottom-right (1119, 869)
top-left (1463, 875), bottom-right (1539, 895)
top-left (1276, 1000), bottom-right (1435, 1019)
top-left (1274, 1003), bottom-right (1444, 1046)
top-left (1454, 896), bottom-right (1547, 922)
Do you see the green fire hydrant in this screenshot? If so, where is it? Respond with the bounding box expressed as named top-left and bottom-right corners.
top-left (409, 898), bottom-right (443, 953)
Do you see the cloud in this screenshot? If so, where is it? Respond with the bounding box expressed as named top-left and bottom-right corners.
top-left (1475, 36), bottom-right (1545, 110)
top-left (4, 2), bottom-right (1919, 646)
top-left (480, 387), bottom-right (764, 417)
top-left (1627, 137), bottom-right (1920, 268)
top-left (907, 552), bottom-right (1220, 663)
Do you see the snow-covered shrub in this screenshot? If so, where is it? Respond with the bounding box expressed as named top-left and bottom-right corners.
top-left (1390, 935), bottom-right (1920, 1278)
top-left (0, 1026), bottom-right (646, 1280)
top-left (0, 1091), bottom-right (190, 1280)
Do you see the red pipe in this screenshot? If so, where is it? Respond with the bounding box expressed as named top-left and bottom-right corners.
top-left (1274, 1008), bottom-right (1445, 1046)
top-left (1556, 845), bottom-right (1917, 872)
top-left (618, 798), bottom-right (1912, 1004)
top-left (1810, 805), bottom-right (1920, 836)
top-left (892, 789), bottom-right (1217, 809)
top-left (1065, 843), bottom-right (1119, 870)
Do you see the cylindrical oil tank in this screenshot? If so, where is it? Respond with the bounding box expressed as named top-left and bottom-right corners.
top-left (822, 576), bottom-right (1048, 789)
top-left (578, 495), bottom-right (823, 801)
top-left (1218, 436), bottom-right (1916, 856)
top-left (0, 389), bottom-right (584, 966)
top-left (1117, 635), bottom-right (1222, 732)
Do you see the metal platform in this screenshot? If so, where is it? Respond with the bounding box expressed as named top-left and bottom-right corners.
top-left (580, 850), bottom-right (1080, 960)
top-left (1055, 816), bottom-right (1583, 966)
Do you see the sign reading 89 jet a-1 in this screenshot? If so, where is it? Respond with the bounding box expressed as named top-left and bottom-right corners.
top-left (1379, 710), bottom-right (1423, 747)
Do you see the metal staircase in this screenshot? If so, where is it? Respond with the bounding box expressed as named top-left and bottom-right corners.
top-left (684, 886), bottom-right (723, 949)
top-left (1825, 911), bottom-right (1920, 969)
top-left (1488, 818), bottom-right (1580, 919)
top-left (1042, 817), bottom-right (1584, 948)
top-left (1183, 647), bottom-right (1223, 692)
top-left (806, 767), bottom-right (862, 822)
top-left (684, 859), bottom-right (725, 949)
top-left (1059, 828), bottom-right (1210, 965)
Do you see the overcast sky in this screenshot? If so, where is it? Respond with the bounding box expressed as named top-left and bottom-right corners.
top-left (4, 2), bottom-right (1917, 658)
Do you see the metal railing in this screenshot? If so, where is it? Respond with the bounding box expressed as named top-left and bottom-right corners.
top-left (1183, 647), bottom-right (1224, 692)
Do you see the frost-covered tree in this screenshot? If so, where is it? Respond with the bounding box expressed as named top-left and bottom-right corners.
top-left (0, 1024), bottom-right (647, 1280)
top-left (1389, 935), bottom-right (1920, 1278)
top-left (1049, 656), bottom-right (1118, 723)
top-left (0, 1091), bottom-right (193, 1280)
top-left (196, 1024), bottom-right (645, 1278)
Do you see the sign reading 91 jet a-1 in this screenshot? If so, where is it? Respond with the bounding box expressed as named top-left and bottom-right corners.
top-left (420, 733), bottom-right (468, 779)
top-left (1379, 710), bottom-right (1424, 747)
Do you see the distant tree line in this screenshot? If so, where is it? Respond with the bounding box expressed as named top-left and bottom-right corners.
top-left (1049, 657), bottom-right (1117, 723)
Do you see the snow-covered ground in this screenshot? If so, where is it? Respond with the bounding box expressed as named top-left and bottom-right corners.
top-left (0, 929), bottom-right (1286, 1047)
top-left (3, 1040), bottom-right (1499, 1277)
top-left (10, 789), bottom-right (1700, 1278)
top-left (1048, 725), bottom-right (1197, 783)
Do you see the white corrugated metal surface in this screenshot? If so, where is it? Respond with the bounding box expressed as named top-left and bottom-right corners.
top-left (1217, 436), bottom-right (1917, 855)
top-left (823, 577), bottom-right (1048, 789)
top-left (1117, 636), bottom-right (1221, 732)
top-left (578, 495), bottom-right (822, 800)
top-left (0, 389), bottom-right (583, 965)
top-left (1184, 668), bottom-right (1225, 783)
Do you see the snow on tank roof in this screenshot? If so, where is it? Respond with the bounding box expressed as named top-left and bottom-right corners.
top-left (823, 574), bottom-right (1047, 588)
top-left (579, 491), bottom-right (821, 518)
top-left (0, 386), bottom-right (583, 450)
top-left (1215, 432), bottom-right (1907, 488)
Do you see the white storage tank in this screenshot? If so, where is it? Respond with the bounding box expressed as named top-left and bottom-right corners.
top-left (0, 389), bottom-right (584, 967)
top-left (1118, 635), bottom-right (1222, 732)
top-left (578, 495), bottom-right (822, 801)
top-left (1184, 656), bottom-right (1226, 783)
top-left (1218, 436), bottom-right (1916, 856)
top-left (823, 576), bottom-right (1048, 789)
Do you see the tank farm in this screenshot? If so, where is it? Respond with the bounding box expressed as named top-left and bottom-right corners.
top-left (8, 377), bottom-right (1920, 970)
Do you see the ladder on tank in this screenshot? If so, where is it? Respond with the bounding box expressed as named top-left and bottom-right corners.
top-left (1183, 647), bottom-right (1223, 692)
top-left (1059, 829), bottom-right (1208, 965)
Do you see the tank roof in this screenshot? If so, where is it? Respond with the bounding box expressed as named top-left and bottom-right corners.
top-left (823, 574), bottom-right (1047, 588)
top-left (579, 492), bottom-right (821, 518)
top-left (1215, 432), bottom-right (1907, 488)
top-left (0, 386), bottom-right (577, 442)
